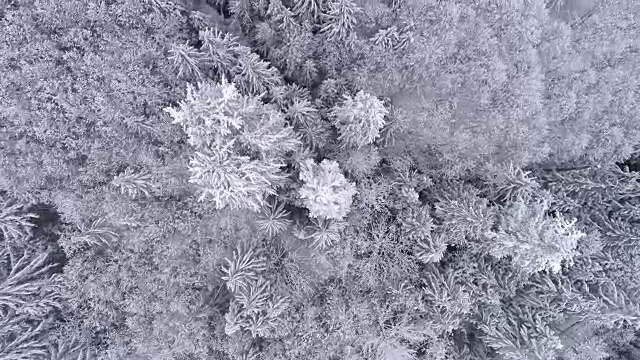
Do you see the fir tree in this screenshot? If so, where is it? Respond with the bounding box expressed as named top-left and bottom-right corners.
top-left (255, 199), bottom-right (292, 238)
top-left (487, 198), bottom-right (585, 274)
top-left (221, 246), bottom-right (290, 338)
top-left (0, 198), bottom-right (38, 241)
top-left (110, 168), bottom-right (154, 199)
top-left (234, 52), bottom-right (284, 95)
top-left (168, 41), bottom-right (203, 80)
top-left (334, 145), bottom-right (381, 179)
top-left (304, 217), bottom-right (346, 250)
top-left (291, 0), bottom-right (326, 22)
top-left (330, 91), bottom-right (389, 149)
top-left (298, 159), bottom-right (357, 220)
top-left (199, 27), bottom-right (245, 76)
top-left (62, 218), bottom-right (120, 256)
top-left (0, 248), bottom-right (63, 360)
top-left (164, 78), bottom-right (299, 211)
top-left (4, 0), bottom-right (640, 359)
top-left (266, 0), bottom-right (299, 34)
top-left (370, 25), bottom-right (413, 52)
top-left (321, 0), bottom-right (360, 41)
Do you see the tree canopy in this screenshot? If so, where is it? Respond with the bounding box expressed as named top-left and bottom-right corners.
top-left (1, 0), bottom-right (639, 359)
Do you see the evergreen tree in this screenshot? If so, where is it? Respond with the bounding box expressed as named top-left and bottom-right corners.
top-left (0, 0), bottom-right (187, 211)
top-left (321, 0), bottom-right (360, 41)
top-left (3, 0), bottom-right (640, 359)
top-left (330, 91), bottom-right (388, 149)
top-left (298, 159), bottom-right (357, 220)
top-left (541, 0), bottom-right (640, 164)
top-left (487, 197), bottom-right (585, 274)
top-left (164, 78), bottom-right (299, 211)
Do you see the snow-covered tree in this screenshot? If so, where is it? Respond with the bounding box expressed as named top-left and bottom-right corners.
top-left (164, 78), bottom-right (299, 211)
top-left (298, 159), bottom-right (357, 220)
top-left (321, 0), bottom-right (360, 41)
top-left (541, 0), bottom-right (640, 164)
top-left (168, 41), bottom-right (203, 80)
top-left (221, 245), bottom-right (289, 338)
top-left (487, 198), bottom-right (585, 274)
top-left (330, 91), bottom-right (388, 149)
top-left (0, 198), bottom-right (37, 241)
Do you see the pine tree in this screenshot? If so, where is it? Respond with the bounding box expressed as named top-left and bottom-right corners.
top-left (0, 198), bottom-right (38, 241)
top-left (164, 78), bottom-right (299, 211)
top-left (221, 246), bottom-right (290, 338)
top-left (0, 249), bottom-right (63, 360)
top-left (266, 0), bottom-right (299, 34)
top-left (48, 336), bottom-right (93, 360)
top-left (190, 146), bottom-right (286, 209)
top-left (164, 79), bottom-right (245, 149)
top-left (199, 27), bottom-right (245, 76)
top-left (400, 206), bottom-right (447, 263)
top-left (434, 185), bottom-right (496, 245)
top-left (235, 102), bottom-right (301, 159)
top-left (321, 0), bottom-right (360, 41)
top-left (487, 198), bottom-right (585, 274)
top-left (370, 25), bottom-right (413, 52)
top-left (484, 164), bottom-right (541, 204)
top-left (334, 145), bottom-right (381, 179)
top-left (255, 200), bottom-right (292, 238)
top-left (298, 159), bottom-right (357, 220)
top-left (144, 0), bottom-right (185, 17)
top-left (479, 306), bottom-right (564, 360)
top-left (62, 218), bottom-right (120, 256)
top-left (304, 217), bottom-right (346, 250)
top-left (252, 21), bottom-right (279, 58)
top-left (291, 0), bottom-right (326, 22)
top-left (284, 97), bottom-right (330, 151)
top-left (418, 266), bottom-right (473, 335)
top-left (110, 168), bottom-right (154, 199)
top-left (234, 52), bottom-right (284, 95)
top-left (168, 41), bottom-right (203, 80)
top-left (229, 0), bottom-right (255, 26)
top-left (0, 316), bottom-right (52, 360)
top-left (541, 0), bottom-right (640, 164)
top-left (221, 245), bottom-right (266, 293)
top-left (330, 91), bottom-right (388, 149)
top-left (377, 105), bottom-right (410, 148)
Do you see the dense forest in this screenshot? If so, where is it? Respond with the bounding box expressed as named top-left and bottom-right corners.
top-left (1, 0), bottom-right (640, 359)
